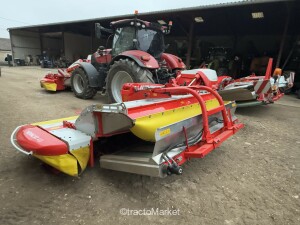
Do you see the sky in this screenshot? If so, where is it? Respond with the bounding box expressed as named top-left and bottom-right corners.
top-left (0, 0), bottom-right (235, 38)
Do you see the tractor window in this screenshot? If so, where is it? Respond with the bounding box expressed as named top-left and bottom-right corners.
top-left (111, 26), bottom-right (165, 58)
top-left (112, 27), bottom-right (135, 55)
top-left (137, 29), bottom-right (164, 58)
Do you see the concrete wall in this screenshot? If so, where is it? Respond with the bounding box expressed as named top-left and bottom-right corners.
top-left (10, 30), bottom-right (41, 60)
top-left (64, 32), bottom-right (91, 62)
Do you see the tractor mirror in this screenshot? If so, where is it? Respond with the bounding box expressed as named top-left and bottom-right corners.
top-left (95, 23), bottom-right (102, 39)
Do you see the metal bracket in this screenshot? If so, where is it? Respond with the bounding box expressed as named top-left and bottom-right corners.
top-left (10, 126), bottom-right (32, 155)
top-left (93, 103), bottom-right (127, 114)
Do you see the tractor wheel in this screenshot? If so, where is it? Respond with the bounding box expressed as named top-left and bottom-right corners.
top-left (71, 68), bottom-right (97, 99)
top-left (107, 59), bottom-right (154, 103)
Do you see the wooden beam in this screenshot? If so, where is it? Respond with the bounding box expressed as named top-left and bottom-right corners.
top-left (90, 23), bottom-right (94, 52)
top-left (276, 4), bottom-right (291, 68)
top-left (39, 30), bottom-right (43, 55)
top-left (185, 21), bottom-right (195, 69)
top-left (174, 18), bottom-right (189, 36)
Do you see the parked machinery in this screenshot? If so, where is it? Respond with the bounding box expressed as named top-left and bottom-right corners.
top-left (205, 47), bottom-right (232, 76)
top-left (40, 51), bottom-right (54, 68)
top-left (282, 40), bottom-right (300, 98)
top-left (41, 11), bottom-right (185, 103)
top-left (25, 55), bottom-right (33, 66)
top-left (39, 12), bottom-right (293, 106)
top-left (165, 59), bottom-right (293, 107)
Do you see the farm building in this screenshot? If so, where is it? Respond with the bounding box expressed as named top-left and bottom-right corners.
top-left (0, 38), bottom-right (11, 65)
top-left (7, 0), bottom-right (299, 73)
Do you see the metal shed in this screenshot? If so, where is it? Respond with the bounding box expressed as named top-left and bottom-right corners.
top-left (8, 0), bottom-right (299, 69)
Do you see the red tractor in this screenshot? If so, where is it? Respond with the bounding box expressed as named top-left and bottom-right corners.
top-left (69, 13), bottom-right (185, 102)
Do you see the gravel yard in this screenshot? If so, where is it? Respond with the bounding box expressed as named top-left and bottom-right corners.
top-left (0, 66), bottom-right (299, 225)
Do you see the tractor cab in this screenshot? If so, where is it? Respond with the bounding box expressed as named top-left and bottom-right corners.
top-left (94, 13), bottom-right (172, 60)
top-left (110, 19), bottom-right (169, 58)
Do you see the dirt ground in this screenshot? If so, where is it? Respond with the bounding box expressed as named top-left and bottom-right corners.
top-left (0, 66), bottom-right (299, 225)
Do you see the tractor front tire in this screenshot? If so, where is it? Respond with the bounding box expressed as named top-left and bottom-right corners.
top-left (71, 68), bottom-right (97, 99)
top-left (107, 59), bottom-right (154, 103)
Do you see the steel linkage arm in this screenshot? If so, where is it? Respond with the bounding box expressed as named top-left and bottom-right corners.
top-left (264, 58), bottom-right (273, 80)
top-left (189, 85), bottom-right (230, 127)
top-left (153, 85), bottom-right (230, 142)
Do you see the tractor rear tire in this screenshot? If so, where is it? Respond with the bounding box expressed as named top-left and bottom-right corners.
top-left (107, 59), bottom-right (154, 103)
top-left (71, 68), bottom-right (97, 99)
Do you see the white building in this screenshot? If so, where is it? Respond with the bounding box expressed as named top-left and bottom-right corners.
top-left (0, 38), bottom-right (11, 65)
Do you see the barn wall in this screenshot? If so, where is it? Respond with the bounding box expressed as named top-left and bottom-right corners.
top-left (42, 36), bottom-right (63, 58)
top-left (64, 32), bottom-right (91, 61)
top-left (10, 30), bottom-right (41, 61)
top-left (166, 34), bottom-right (288, 67)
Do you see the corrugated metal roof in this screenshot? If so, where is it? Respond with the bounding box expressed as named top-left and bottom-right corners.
top-left (141, 0), bottom-right (285, 14)
top-left (0, 38), bottom-right (11, 51)
top-left (8, 0), bottom-right (291, 31)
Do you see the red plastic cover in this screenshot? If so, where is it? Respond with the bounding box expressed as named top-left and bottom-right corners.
top-left (16, 125), bottom-right (68, 156)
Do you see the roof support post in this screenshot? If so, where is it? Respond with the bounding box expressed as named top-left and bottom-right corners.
top-left (276, 5), bottom-right (291, 68)
top-left (90, 23), bottom-right (94, 52)
top-left (8, 30), bottom-right (15, 66)
top-left (39, 30), bottom-right (43, 55)
top-left (186, 21), bottom-right (195, 69)
top-left (62, 31), bottom-right (65, 55)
